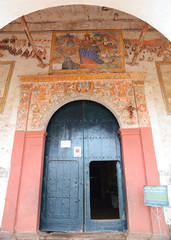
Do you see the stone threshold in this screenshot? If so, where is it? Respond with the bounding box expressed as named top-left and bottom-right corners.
top-left (39, 231), bottom-right (127, 240)
top-left (0, 231), bottom-right (170, 240)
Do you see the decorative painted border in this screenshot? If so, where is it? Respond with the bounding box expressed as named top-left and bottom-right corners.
top-left (17, 73), bottom-right (150, 131)
top-left (156, 61), bottom-right (171, 114)
top-left (0, 61), bottom-right (15, 113)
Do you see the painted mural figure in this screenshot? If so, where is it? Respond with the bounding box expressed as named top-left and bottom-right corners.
top-left (79, 33), bottom-right (104, 65)
top-left (50, 30), bottom-right (125, 72)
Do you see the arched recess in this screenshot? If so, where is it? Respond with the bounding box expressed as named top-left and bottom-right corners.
top-left (0, 1), bottom-right (171, 40)
top-left (43, 96), bottom-right (123, 131)
top-left (40, 100), bottom-right (127, 232)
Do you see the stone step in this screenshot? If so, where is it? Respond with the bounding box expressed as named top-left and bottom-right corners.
top-left (0, 231), bottom-right (170, 240)
top-left (39, 231), bottom-right (127, 240)
top-left (0, 231), bottom-right (127, 240)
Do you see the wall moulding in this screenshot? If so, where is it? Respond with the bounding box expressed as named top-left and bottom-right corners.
top-left (16, 72), bottom-right (150, 131)
top-left (18, 72), bottom-right (147, 82)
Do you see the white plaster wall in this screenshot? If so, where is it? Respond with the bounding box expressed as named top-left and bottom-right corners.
top-left (0, 33), bottom-right (51, 227)
top-left (0, 30), bottom-right (170, 229)
top-left (123, 30), bottom-right (171, 227)
top-left (0, 1), bottom-right (171, 41)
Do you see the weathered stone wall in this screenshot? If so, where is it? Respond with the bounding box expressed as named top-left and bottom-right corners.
top-left (0, 30), bottom-right (170, 231)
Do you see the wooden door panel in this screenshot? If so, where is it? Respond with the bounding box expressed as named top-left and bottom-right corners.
top-left (83, 101), bottom-right (126, 231)
top-left (40, 101), bottom-right (126, 232)
top-left (40, 101), bottom-right (84, 232)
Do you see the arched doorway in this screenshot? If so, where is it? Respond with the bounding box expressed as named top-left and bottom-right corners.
top-left (39, 100), bottom-right (126, 232)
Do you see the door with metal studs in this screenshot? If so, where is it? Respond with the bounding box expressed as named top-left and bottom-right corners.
top-left (40, 101), bottom-right (127, 232)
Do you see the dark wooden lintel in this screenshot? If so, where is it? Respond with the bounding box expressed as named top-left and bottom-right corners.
top-left (20, 16), bottom-right (46, 68)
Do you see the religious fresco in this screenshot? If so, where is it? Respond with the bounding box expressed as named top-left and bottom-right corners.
top-left (156, 62), bottom-right (171, 114)
top-left (124, 38), bottom-right (171, 62)
top-left (0, 33), bottom-right (170, 68)
top-left (0, 35), bottom-right (51, 59)
top-left (0, 61), bottom-right (15, 113)
top-left (49, 30), bottom-right (125, 73)
top-left (16, 73), bottom-right (150, 131)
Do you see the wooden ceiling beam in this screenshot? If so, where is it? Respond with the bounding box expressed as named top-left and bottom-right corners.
top-left (131, 22), bottom-right (149, 66)
top-left (1, 18), bottom-right (155, 32)
top-left (20, 16), bottom-right (46, 68)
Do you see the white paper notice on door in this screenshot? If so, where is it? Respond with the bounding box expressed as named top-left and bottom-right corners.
top-left (61, 140), bottom-right (71, 148)
top-left (74, 147), bottom-right (81, 157)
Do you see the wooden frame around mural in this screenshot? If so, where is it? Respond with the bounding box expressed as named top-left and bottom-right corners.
top-left (49, 30), bottom-right (125, 73)
top-left (0, 61), bottom-right (15, 113)
top-left (156, 61), bottom-right (171, 114)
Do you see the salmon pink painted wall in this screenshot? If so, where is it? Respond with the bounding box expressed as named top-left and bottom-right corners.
top-left (1, 132), bottom-right (26, 231)
top-left (119, 128), bottom-right (167, 234)
top-left (1, 128), bottom-right (167, 234)
top-left (1, 131), bottom-right (47, 232)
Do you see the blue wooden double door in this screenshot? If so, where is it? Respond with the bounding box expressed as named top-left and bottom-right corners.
top-left (40, 101), bottom-right (126, 232)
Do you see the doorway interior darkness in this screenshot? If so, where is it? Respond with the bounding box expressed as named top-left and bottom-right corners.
top-left (90, 161), bottom-right (119, 220)
top-left (40, 100), bottom-right (127, 232)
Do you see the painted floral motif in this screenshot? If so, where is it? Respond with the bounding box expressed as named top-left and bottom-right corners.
top-left (136, 92), bottom-right (145, 101)
top-left (16, 73), bottom-right (150, 131)
top-left (139, 103), bottom-right (147, 112)
top-left (134, 86), bottom-right (150, 127)
top-left (16, 91), bottom-right (31, 131)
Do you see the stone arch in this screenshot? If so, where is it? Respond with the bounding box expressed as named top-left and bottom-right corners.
top-left (43, 94), bottom-right (123, 131)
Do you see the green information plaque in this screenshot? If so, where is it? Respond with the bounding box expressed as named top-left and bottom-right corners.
top-left (144, 185), bottom-right (169, 207)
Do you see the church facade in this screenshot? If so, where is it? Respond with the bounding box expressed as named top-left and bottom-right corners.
top-left (0, 3), bottom-right (170, 239)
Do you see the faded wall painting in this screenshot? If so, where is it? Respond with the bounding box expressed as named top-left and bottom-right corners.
top-left (50, 30), bottom-right (125, 73)
top-left (17, 73), bottom-right (150, 131)
top-left (156, 62), bottom-right (171, 114)
top-left (0, 35), bottom-right (51, 59)
top-left (0, 61), bottom-right (15, 113)
top-left (124, 38), bottom-right (171, 62)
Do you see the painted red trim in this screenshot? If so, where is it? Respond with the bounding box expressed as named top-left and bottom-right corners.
top-left (25, 131), bottom-right (47, 138)
top-left (15, 131), bottom-right (47, 231)
top-left (119, 128), bottom-right (167, 234)
top-left (1, 131), bottom-right (47, 232)
top-left (140, 128), bottom-right (160, 185)
top-left (1, 131), bottom-right (26, 232)
top-left (140, 128), bottom-right (166, 234)
top-left (119, 128), bottom-right (140, 135)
